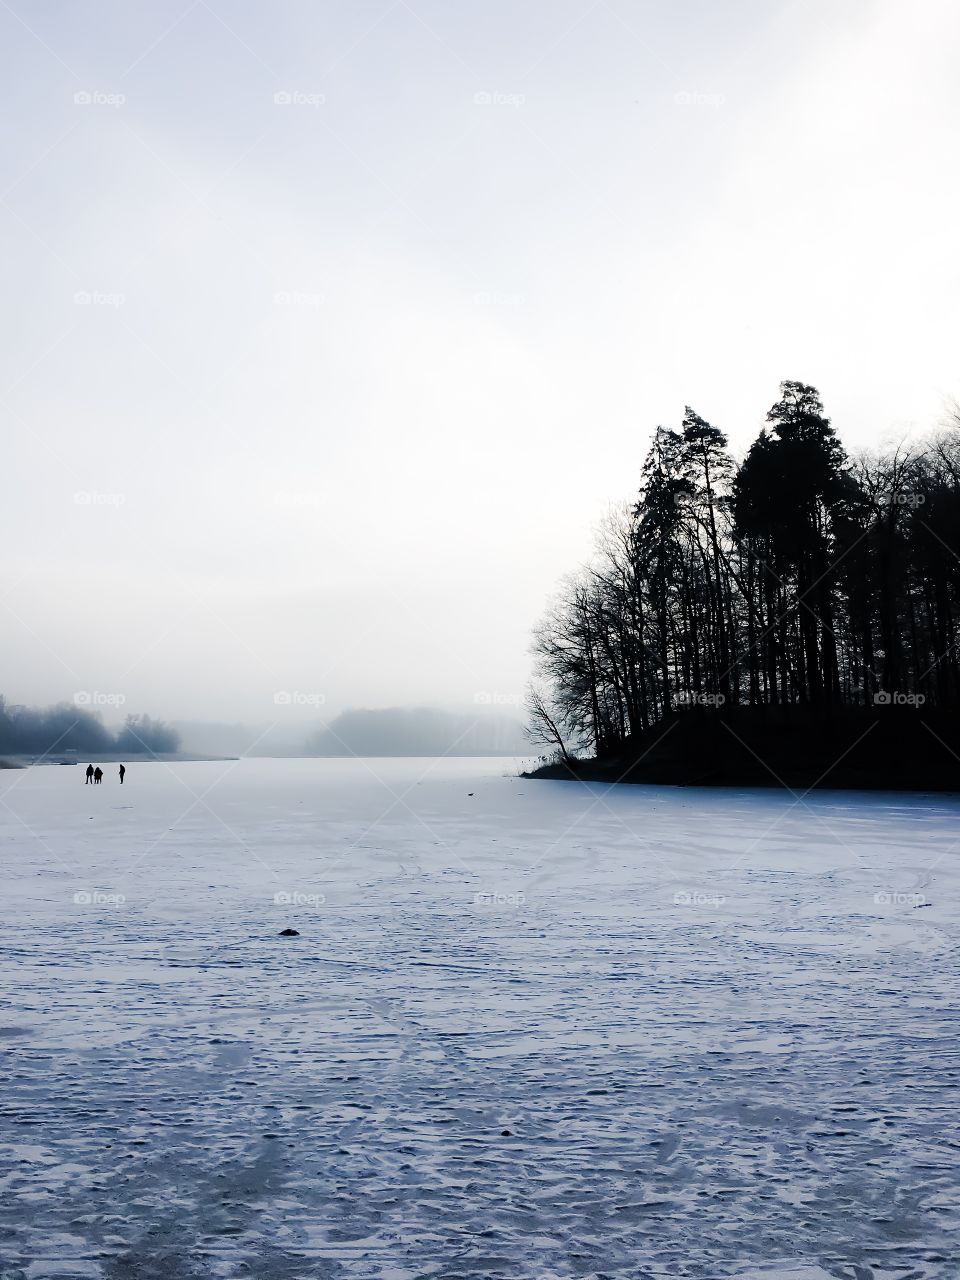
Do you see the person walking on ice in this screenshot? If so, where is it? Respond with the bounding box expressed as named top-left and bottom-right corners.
top-left (93, 767), bottom-right (103, 785)
top-left (85, 764), bottom-right (94, 785)
top-left (119, 764), bottom-right (126, 784)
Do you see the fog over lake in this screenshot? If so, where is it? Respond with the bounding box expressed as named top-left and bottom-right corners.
top-left (2, 0), bottom-right (957, 726)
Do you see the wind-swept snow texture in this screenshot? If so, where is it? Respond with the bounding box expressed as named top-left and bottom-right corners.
top-left (1, 757), bottom-right (957, 1278)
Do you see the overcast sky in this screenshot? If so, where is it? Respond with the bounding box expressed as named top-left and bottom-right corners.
top-left (2, 0), bottom-right (958, 724)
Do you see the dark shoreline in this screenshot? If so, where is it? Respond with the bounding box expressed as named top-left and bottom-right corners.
top-left (0, 753), bottom-right (239, 769)
top-left (525, 706), bottom-right (960, 793)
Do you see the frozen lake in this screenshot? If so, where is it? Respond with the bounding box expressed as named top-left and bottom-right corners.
top-left (0, 756), bottom-right (957, 1279)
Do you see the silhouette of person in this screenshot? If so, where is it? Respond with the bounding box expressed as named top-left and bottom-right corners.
top-left (119, 764), bottom-right (126, 784)
top-left (85, 764), bottom-right (94, 785)
top-left (93, 766), bottom-right (103, 785)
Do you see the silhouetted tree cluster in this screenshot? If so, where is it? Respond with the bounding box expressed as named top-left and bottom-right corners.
top-left (0, 698), bottom-right (180, 757)
top-left (530, 382), bottom-right (960, 756)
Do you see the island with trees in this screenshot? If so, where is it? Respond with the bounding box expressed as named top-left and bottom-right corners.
top-left (527, 382), bottom-right (960, 790)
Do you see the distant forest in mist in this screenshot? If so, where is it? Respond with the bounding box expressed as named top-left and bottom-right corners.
top-left (177, 709), bottom-right (528, 759)
top-left (0, 702), bottom-right (527, 761)
top-left (305, 708), bottom-right (526, 757)
top-left (530, 382), bottom-right (960, 761)
top-left (0, 697), bottom-right (180, 758)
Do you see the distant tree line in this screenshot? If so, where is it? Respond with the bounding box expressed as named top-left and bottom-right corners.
top-left (0, 697), bottom-right (180, 757)
top-left (529, 382), bottom-right (960, 758)
top-left (305, 707), bottom-right (527, 757)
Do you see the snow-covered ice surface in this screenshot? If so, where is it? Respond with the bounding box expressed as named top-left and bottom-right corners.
top-left (0, 757), bottom-right (957, 1279)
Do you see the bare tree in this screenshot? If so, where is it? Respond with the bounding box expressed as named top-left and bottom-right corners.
top-left (524, 682), bottom-right (576, 765)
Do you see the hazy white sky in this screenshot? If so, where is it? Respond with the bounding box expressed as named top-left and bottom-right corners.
top-left (2, 0), bottom-right (958, 723)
